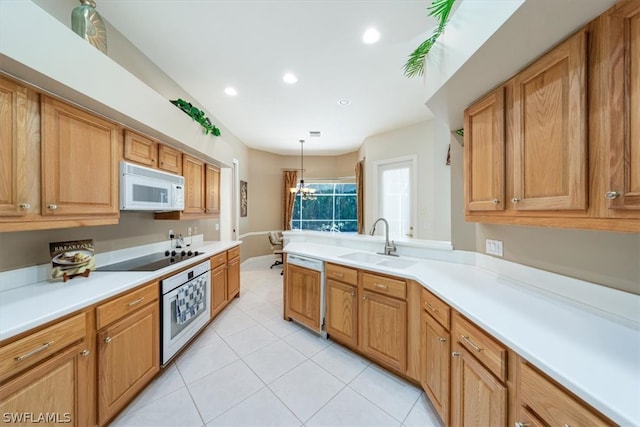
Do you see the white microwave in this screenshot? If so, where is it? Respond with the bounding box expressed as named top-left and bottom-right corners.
top-left (120, 161), bottom-right (185, 211)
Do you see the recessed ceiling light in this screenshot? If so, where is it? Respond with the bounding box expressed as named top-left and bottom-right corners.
top-left (224, 87), bottom-right (237, 96)
top-left (338, 99), bottom-right (351, 106)
top-left (283, 72), bottom-right (298, 84)
top-left (362, 27), bottom-right (381, 44)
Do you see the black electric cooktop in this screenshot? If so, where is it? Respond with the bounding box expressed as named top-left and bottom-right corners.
top-left (96, 249), bottom-right (201, 272)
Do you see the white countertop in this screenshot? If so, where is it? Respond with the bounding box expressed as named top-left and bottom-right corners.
top-left (284, 241), bottom-right (640, 426)
top-left (0, 240), bottom-right (240, 342)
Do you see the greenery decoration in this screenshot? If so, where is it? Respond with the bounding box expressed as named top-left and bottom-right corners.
top-left (170, 98), bottom-right (221, 136)
top-left (404, 0), bottom-right (457, 78)
top-left (456, 128), bottom-right (464, 136)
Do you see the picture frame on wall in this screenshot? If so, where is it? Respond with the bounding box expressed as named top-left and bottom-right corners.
top-left (240, 180), bottom-right (248, 217)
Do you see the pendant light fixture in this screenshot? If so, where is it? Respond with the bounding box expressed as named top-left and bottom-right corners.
top-left (289, 139), bottom-right (316, 200)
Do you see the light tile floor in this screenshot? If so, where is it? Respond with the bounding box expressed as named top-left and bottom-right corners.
top-left (111, 261), bottom-right (443, 427)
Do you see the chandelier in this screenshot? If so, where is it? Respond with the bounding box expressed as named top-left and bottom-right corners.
top-left (289, 139), bottom-right (316, 200)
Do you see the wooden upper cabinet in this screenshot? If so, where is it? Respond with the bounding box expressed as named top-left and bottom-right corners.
top-left (512, 30), bottom-right (588, 211)
top-left (182, 154), bottom-right (205, 214)
top-left (205, 164), bottom-right (220, 214)
top-left (607, 1), bottom-right (640, 212)
top-left (0, 77), bottom-right (31, 217)
top-left (158, 144), bottom-right (182, 175)
top-left (41, 96), bottom-right (119, 217)
top-left (464, 87), bottom-right (506, 211)
top-left (123, 130), bottom-right (157, 168)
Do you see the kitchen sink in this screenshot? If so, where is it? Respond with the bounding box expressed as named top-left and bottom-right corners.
top-left (378, 258), bottom-right (417, 269)
top-left (338, 252), bottom-right (417, 269)
top-left (339, 252), bottom-right (387, 264)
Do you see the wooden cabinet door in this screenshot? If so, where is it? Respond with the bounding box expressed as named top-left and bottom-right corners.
top-left (0, 341), bottom-right (92, 427)
top-left (41, 96), bottom-right (119, 217)
top-left (464, 87), bottom-right (506, 211)
top-left (359, 290), bottom-right (407, 372)
top-left (123, 130), bottom-right (157, 168)
top-left (158, 144), bottom-right (182, 175)
top-left (0, 77), bottom-right (31, 218)
top-left (205, 164), bottom-right (220, 214)
top-left (182, 154), bottom-right (205, 215)
top-left (210, 264), bottom-right (227, 319)
top-left (325, 279), bottom-right (357, 347)
top-left (451, 342), bottom-right (507, 427)
top-left (227, 255), bottom-right (240, 299)
top-left (97, 302), bottom-right (159, 425)
top-left (512, 30), bottom-right (588, 211)
top-left (607, 1), bottom-right (640, 212)
top-left (285, 264), bottom-right (321, 331)
top-left (421, 312), bottom-right (450, 425)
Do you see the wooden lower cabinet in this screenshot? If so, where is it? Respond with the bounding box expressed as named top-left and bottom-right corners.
top-left (97, 301), bottom-right (159, 425)
top-left (285, 264), bottom-right (321, 331)
top-left (516, 358), bottom-right (614, 426)
top-left (0, 340), bottom-right (92, 426)
top-left (210, 263), bottom-right (227, 319)
top-left (359, 289), bottom-right (407, 372)
top-left (325, 279), bottom-right (358, 347)
top-left (421, 310), bottom-right (450, 425)
top-left (227, 253), bottom-right (240, 299)
top-left (0, 311), bottom-right (93, 427)
top-left (450, 341), bottom-right (507, 427)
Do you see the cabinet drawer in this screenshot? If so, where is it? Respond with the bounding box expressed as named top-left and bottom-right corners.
top-left (210, 252), bottom-right (227, 269)
top-left (326, 263), bottom-right (358, 286)
top-left (96, 282), bottom-right (158, 329)
top-left (453, 313), bottom-right (507, 381)
top-left (421, 288), bottom-right (450, 330)
top-left (362, 272), bottom-right (406, 300)
top-left (227, 246), bottom-right (240, 260)
top-left (519, 360), bottom-right (613, 426)
top-left (0, 313), bottom-right (86, 382)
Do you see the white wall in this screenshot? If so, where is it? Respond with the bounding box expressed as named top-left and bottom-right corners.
top-left (359, 120), bottom-right (451, 241)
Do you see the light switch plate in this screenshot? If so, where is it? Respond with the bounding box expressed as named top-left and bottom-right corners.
top-left (486, 239), bottom-right (503, 257)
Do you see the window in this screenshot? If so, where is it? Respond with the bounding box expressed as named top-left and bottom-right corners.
top-left (291, 182), bottom-right (357, 232)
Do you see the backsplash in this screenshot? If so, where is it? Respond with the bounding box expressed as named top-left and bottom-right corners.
top-left (0, 211), bottom-right (219, 271)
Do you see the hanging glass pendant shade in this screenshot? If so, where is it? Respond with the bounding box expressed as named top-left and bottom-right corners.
top-left (289, 140), bottom-right (316, 200)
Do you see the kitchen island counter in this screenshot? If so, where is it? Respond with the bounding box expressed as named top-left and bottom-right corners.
top-left (284, 235), bottom-right (639, 426)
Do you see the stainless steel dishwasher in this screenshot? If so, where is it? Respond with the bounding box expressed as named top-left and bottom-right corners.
top-left (284, 254), bottom-right (326, 338)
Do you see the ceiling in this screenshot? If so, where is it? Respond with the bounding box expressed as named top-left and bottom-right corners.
top-left (96, 1), bottom-right (438, 155)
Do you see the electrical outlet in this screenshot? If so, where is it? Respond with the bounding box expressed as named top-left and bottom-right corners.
top-left (215, 223), bottom-right (219, 231)
top-left (485, 239), bottom-right (503, 257)
top-left (187, 227), bottom-right (192, 236)
top-left (168, 228), bottom-right (174, 239)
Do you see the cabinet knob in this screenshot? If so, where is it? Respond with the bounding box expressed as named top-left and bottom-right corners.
top-left (350, 291), bottom-right (356, 297)
top-left (492, 199), bottom-right (500, 204)
top-left (80, 349), bottom-right (90, 356)
top-left (104, 337), bottom-right (112, 343)
top-left (439, 337), bottom-right (447, 343)
top-left (48, 203), bottom-right (58, 210)
top-left (515, 423), bottom-right (529, 427)
top-left (19, 203), bottom-right (31, 209)
top-left (451, 352), bottom-right (461, 357)
top-left (605, 191), bottom-right (620, 200)
top-left (361, 295), bottom-right (367, 300)
top-left (511, 198), bottom-right (520, 204)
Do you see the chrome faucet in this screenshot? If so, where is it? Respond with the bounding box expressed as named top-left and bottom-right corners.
top-left (369, 218), bottom-right (398, 256)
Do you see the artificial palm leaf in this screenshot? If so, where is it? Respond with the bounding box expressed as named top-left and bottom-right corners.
top-left (404, 0), bottom-right (457, 78)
